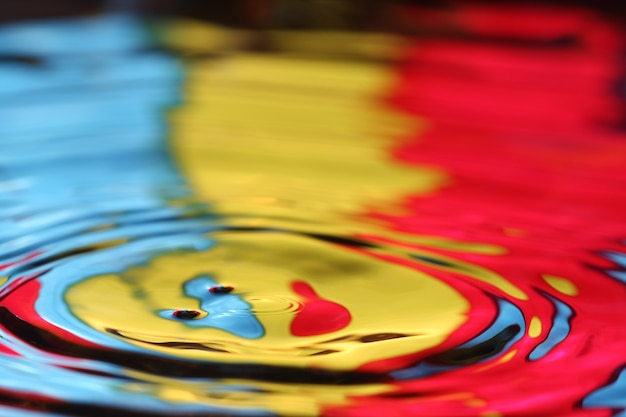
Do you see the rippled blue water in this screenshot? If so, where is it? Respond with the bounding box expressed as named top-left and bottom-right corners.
top-left (0, 14), bottom-right (242, 416)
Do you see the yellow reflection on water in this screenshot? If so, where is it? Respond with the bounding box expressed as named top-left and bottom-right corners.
top-left (66, 234), bottom-right (469, 370)
top-left (162, 28), bottom-right (523, 298)
top-left (542, 275), bottom-right (578, 296)
top-left (168, 51), bottom-right (445, 221)
top-left (528, 316), bottom-right (543, 338)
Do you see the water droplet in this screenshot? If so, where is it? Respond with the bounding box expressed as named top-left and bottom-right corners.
top-left (173, 309), bottom-right (201, 319)
top-left (209, 285), bottom-right (234, 294)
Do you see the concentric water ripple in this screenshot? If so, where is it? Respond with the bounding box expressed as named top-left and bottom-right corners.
top-left (1, 7), bottom-right (626, 417)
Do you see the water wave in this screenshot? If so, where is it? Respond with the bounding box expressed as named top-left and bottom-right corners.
top-left (1, 8), bottom-right (626, 417)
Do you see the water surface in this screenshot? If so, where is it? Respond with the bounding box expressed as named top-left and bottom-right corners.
top-left (1, 8), bottom-right (626, 417)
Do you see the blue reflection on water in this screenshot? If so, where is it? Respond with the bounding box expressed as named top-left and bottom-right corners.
top-left (584, 367), bottom-right (626, 411)
top-left (0, 13), bottom-right (274, 417)
top-left (528, 294), bottom-right (572, 361)
top-left (160, 275), bottom-right (266, 339)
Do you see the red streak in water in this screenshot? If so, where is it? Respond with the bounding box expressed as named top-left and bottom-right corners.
top-left (0, 251), bottom-right (41, 273)
top-left (290, 281), bottom-right (351, 337)
top-left (3, 279), bottom-right (100, 349)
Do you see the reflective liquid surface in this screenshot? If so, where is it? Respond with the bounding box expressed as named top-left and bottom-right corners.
top-left (1, 8), bottom-right (626, 417)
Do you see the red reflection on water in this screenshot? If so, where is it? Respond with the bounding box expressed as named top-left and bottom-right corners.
top-left (290, 281), bottom-right (351, 337)
top-left (325, 3), bottom-right (626, 417)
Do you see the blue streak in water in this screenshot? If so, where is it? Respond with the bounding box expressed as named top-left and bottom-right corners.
top-left (606, 252), bottom-right (626, 285)
top-left (0, 407), bottom-right (66, 417)
top-left (0, 53), bottom-right (177, 96)
top-left (0, 351), bottom-right (271, 416)
top-left (0, 15), bottom-right (150, 56)
top-left (584, 367), bottom-right (626, 411)
top-left (392, 298), bottom-right (524, 380)
top-left (160, 275), bottom-right (265, 339)
top-left (528, 294), bottom-right (572, 361)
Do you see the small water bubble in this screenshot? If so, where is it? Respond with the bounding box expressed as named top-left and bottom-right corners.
top-left (173, 309), bottom-right (201, 319)
top-left (209, 285), bottom-right (234, 294)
